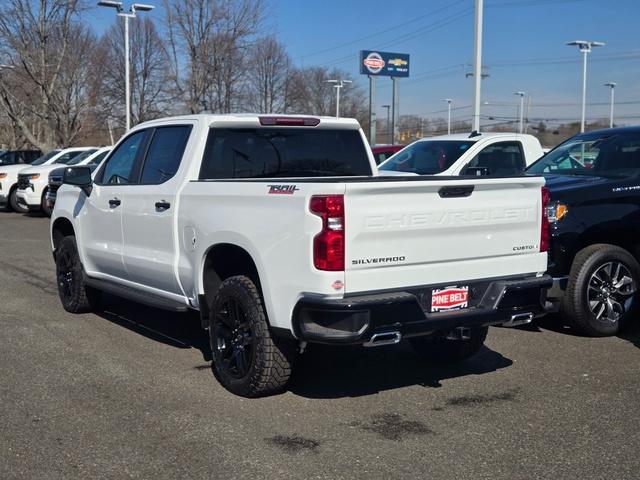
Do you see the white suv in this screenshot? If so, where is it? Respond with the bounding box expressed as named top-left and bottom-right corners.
top-left (15, 147), bottom-right (95, 213)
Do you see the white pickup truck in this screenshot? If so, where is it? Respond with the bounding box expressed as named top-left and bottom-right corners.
top-left (50, 114), bottom-right (552, 397)
top-left (378, 132), bottom-right (544, 176)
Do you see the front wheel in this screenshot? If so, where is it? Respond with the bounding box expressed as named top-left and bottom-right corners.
top-left (55, 236), bottom-right (101, 313)
top-left (562, 244), bottom-right (639, 336)
top-left (409, 326), bottom-right (488, 363)
top-left (9, 187), bottom-right (27, 213)
top-left (209, 276), bottom-right (297, 397)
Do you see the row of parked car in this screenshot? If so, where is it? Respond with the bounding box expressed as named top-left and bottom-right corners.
top-left (3, 116), bottom-right (639, 397)
top-left (0, 146), bottom-right (112, 215)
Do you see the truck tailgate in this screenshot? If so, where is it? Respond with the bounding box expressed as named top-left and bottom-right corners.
top-left (343, 177), bottom-right (547, 294)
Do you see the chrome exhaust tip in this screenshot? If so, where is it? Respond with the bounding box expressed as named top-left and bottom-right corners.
top-left (502, 312), bottom-right (534, 327)
top-left (363, 331), bottom-right (402, 347)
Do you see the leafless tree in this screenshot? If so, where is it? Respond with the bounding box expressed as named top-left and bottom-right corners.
top-left (0, 0), bottom-right (95, 151)
top-left (98, 17), bottom-right (175, 129)
top-left (164, 0), bottom-right (264, 114)
top-left (286, 66), bottom-right (368, 124)
top-left (246, 36), bottom-right (291, 113)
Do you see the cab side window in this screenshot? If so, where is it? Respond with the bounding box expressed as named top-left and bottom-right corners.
top-left (140, 126), bottom-right (192, 184)
top-left (464, 141), bottom-right (526, 176)
top-left (98, 131), bottom-right (146, 185)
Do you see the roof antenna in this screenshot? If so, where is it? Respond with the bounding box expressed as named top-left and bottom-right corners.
top-left (469, 130), bottom-right (482, 138)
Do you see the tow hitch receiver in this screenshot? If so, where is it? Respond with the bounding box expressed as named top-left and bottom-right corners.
top-left (446, 327), bottom-right (471, 341)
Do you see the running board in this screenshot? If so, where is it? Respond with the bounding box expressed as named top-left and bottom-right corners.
top-left (85, 277), bottom-right (190, 312)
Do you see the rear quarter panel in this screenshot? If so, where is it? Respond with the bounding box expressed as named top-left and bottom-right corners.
top-left (177, 181), bottom-right (348, 330)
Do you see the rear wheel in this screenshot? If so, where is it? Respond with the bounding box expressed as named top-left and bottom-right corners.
top-left (55, 236), bottom-right (101, 313)
top-left (409, 326), bottom-right (488, 363)
top-left (209, 275), bottom-right (296, 397)
top-left (562, 244), bottom-right (639, 336)
top-left (9, 187), bottom-right (27, 213)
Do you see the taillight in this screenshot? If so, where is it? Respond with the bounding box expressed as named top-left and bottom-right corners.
top-left (540, 186), bottom-right (551, 252)
top-left (310, 195), bottom-right (345, 271)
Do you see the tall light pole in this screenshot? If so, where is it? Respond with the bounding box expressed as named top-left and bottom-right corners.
top-left (567, 40), bottom-right (605, 133)
top-left (444, 99), bottom-right (452, 134)
top-left (382, 105), bottom-right (391, 143)
top-left (513, 92), bottom-right (525, 134)
top-left (604, 82), bottom-right (617, 128)
top-left (325, 79), bottom-right (352, 118)
top-left (98, 1), bottom-right (155, 132)
top-left (472, 0), bottom-right (484, 132)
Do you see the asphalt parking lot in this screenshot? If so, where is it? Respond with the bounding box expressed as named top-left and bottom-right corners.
top-left (1, 214), bottom-right (639, 480)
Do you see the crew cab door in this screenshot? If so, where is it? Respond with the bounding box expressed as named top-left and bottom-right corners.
top-left (121, 125), bottom-right (193, 295)
top-left (82, 129), bottom-right (149, 279)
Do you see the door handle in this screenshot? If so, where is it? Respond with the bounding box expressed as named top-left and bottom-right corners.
top-left (109, 198), bottom-right (121, 208)
top-left (438, 185), bottom-right (475, 198)
top-left (155, 201), bottom-right (171, 211)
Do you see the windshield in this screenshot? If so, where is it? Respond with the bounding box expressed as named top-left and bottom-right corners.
top-left (66, 149), bottom-right (99, 166)
top-left (31, 150), bottom-right (61, 166)
top-left (55, 149), bottom-right (94, 165)
top-left (378, 140), bottom-right (475, 174)
top-left (527, 132), bottom-right (640, 176)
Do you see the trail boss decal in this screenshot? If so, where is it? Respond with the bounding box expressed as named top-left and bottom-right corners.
top-left (268, 184), bottom-right (299, 195)
top-left (431, 286), bottom-right (469, 312)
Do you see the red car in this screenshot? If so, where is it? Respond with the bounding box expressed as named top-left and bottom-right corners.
top-left (371, 144), bottom-right (405, 165)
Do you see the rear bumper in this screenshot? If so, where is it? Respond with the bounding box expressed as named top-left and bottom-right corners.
top-left (291, 274), bottom-right (553, 345)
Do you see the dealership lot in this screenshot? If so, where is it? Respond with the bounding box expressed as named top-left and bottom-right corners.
top-left (1, 214), bottom-right (639, 479)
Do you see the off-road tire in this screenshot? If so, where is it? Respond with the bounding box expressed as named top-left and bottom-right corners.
top-left (409, 326), bottom-right (488, 363)
top-left (9, 187), bottom-right (27, 213)
top-left (55, 236), bottom-right (101, 313)
top-left (561, 244), bottom-right (640, 337)
top-left (209, 275), bottom-right (296, 397)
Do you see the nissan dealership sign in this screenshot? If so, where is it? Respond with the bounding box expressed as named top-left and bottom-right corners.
top-left (360, 50), bottom-right (410, 77)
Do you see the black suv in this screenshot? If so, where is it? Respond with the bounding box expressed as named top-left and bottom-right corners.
top-left (0, 150), bottom-right (42, 166)
top-left (527, 126), bottom-right (640, 336)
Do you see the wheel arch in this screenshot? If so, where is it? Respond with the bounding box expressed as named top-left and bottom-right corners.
top-left (575, 226), bottom-right (640, 262)
top-left (51, 217), bottom-right (76, 256)
top-left (199, 243), bottom-right (265, 327)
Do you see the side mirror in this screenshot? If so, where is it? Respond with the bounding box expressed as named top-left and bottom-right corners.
top-left (465, 167), bottom-right (490, 176)
top-left (63, 166), bottom-right (93, 196)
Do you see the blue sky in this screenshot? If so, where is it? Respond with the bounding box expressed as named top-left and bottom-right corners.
top-left (88, 0), bottom-right (640, 127)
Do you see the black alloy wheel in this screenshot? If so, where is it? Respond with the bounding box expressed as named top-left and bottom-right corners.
top-left (587, 261), bottom-right (636, 323)
top-left (213, 298), bottom-right (255, 379)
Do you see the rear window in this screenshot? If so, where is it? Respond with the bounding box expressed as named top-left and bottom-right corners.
top-left (199, 128), bottom-right (372, 179)
top-left (379, 140), bottom-right (474, 174)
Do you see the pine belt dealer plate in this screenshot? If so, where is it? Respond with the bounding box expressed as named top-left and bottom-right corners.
top-left (430, 286), bottom-right (469, 313)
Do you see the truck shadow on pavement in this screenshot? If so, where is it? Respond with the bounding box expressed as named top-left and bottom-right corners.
top-left (96, 293), bottom-right (213, 362)
top-left (519, 314), bottom-right (640, 350)
top-left (94, 294), bottom-right (513, 398)
top-left (289, 343), bottom-right (512, 399)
